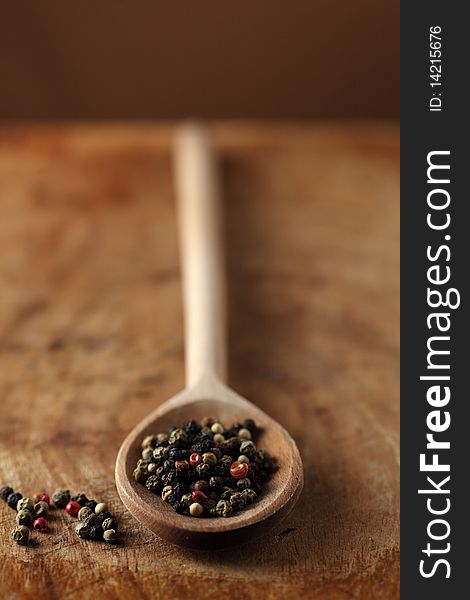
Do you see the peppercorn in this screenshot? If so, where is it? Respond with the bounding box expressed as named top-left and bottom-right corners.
top-left (75, 522), bottom-right (90, 539)
top-left (84, 500), bottom-right (98, 512)
top-left (0, 486), bottom-right (13, 502)
top-left (142, 434), bottom-right (159, 449)
top-left (162, 486), bottom-right (173, 502)
top-left (239, 440), bottom-right (256, 458)
top-left (16, 497), bottom-right (34, 513)
top-left (202, 452), bottom-right (217, 466)
top-left (102, 517), bottom-right (117, 531)
top-left (89, 524), bottom-right (103, 541)
top-left (215, 500), bottom-right (233, 517)
top-left (175, 459), bottom-right (189, 471)
top-left (34, 501), bottom-right (49, 517)
top-left (242, 419), bottom-right (257, 433)
top-left (194, 480), bottom-right (209, 493)
top-left (183, 419), bottom-right (200, 437)
top-left (189, 502), bottom-right (203, 517)
top-left (220, 454), bottom-right (232, 466)
top-left (133, 466), bottom-right (149, 484)
top-left (52, 488), bottom-right (70, 508)
top-left (173, 501), bottom-right (186, 514)
top-left (237, 477), bottom-right (251, 490)
top-left (181, 493), bottom-right (192, 505)
top-left (78, 506), bottom-right (93, 521)
top-left (168, 428), bottom-right (187, 447)
top-left (211, 447), bottom-right (222, 459)
top-left (238, 428), bottom-right (252, 440)
top-left (33, 517), bottom-right (48, 533)
top-left (145, 475), bottom-right (161, 493)
top-left (237, 455), bottom-right (250, 464)
top-left (209, 476), bottom-right (223, 490)
top-left (65, 501), bottom-right (80, 517)
top-left (196, 463), bottom-right (211, 477)
top-left (240, 489), bottom-right (257, 505)
top-left (230, 461), bottom-right (249, 479)
top-left (204, 498), bottom-right (217, 512)
top-left (220, 487), bottom-right (234, 500)
top-left (95, 502), bottom-right (108, 515)
top-left (191, 490), bottom-right (207, 505)
top-left (141, 447), bottom-right (154, 461)
top-left (211, 422), bottom-right (224, 435)
top-left (97, 511), bottom-right (113, 523)
top-left (103, 528), bottom-right (117, 543)
top-left (32, 492), bottom-right (51, 505)
top-left (6, 492), bottom-right (22, 510)
top-left (213, 433), bottom-right (225, 445)
top-left (229, 492), bottom-right (246, 511)
top-left (83, 513), bottom-right (100, 527)
top-left (201, 416), bottom-right (216, 427)
top-left (71, 493), bottom-right (89, 507)
top-left (11, 525), bottom-right (29, 545)
top-left (147, 463), bottom-right (157, 474)
top-left (189, 452), bottom-right (202, 467)
top-left (16, 509), bottom-right (33, 528)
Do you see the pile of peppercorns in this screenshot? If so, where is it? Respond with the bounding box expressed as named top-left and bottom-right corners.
top-left (0, 485), bottom-right (118, 545)
top-left (134, 417), bottom-right (276, 518)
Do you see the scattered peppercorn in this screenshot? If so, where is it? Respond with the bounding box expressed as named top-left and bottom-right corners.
top-left (6, 492), bottom-right (22, 510)
top-left (33, 517), bottom-right (48, 533)
top-left (16, 497), bottom-right (34, 513)
top-left (16, 509), bottom-right (33, 528)
top-left (103, 528), bottom-right (117, 543)
top-left (65, 501), bottom-right (81, 517)
top-left (0, 486), bottom-right (14, 502)
top-left (134, 418), bottom-right (276, 518)
top-left (34, 501), bottom-right (49, 517)
top-left (78, 506), bottom-right (93, 521)
top-left (32, 492), bottom-right (50, 505)
top-left (52, 489), bottom-right (70, 508)
top-left (11, 524), bottom-right (29, 545)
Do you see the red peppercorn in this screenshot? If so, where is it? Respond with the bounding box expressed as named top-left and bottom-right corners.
top-left (230, 461), bottom-right (249, 479)
top-left (33, 517), bottom-right (48, 533)
top-left (65, 501), bottom-right (81, 517)
top-left (191, 490), bottom-right (207, 505)
top-left (189, 453), bottom-right (202, 467)
top-left (32, 492), bottom-right (50, 505)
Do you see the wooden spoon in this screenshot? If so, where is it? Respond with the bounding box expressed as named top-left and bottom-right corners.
top-left (115, 124), bottom-right (304, 549)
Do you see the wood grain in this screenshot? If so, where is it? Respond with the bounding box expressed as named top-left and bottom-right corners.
top-left (0, 123), bottom-right (399, 599)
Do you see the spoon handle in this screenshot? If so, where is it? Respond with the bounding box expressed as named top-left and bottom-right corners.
top-left (174, 124), bottom-right (227, 387)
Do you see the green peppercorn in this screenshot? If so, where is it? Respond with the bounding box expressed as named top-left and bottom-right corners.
top-left (168, 428), bottom-right (187, 447)
top-left (75, 522), bottom-right (90, 539)
top-left (34, 500), bottom-right (49, 517)
top-left (240, 488), bottom-right (257, 505)
top-left (196, 463), bottom-right (211, 477)
top-left (141, 447), bottom-right (154, 461)
top-left (162, 486), bottom-right (173, 502)
top-left (153, 446), bottom-right (169, 462)
top-left (52, 488), bottom-right (70, 508)
top-left (215, 500), bottom-right (233, 517)
top-left (237, 477), bottom-right (251, 490)
top-left (83, 513), bottom-right (100, 527)
top-left (157, 432), bottom-right (168, 442)
top-left (133, 466), bottom-right (149, 484)
top-left (136, 458), bottom-right (150, 469)
top-left (229, 492), bottom-right (246, 511)
top-left (181, 493), bottom-right (192, 506)
top-left (145, 475), bottom-right (161, 493)
top-left (103, 528), bottom-right (117, 543)
top-left (220, 486), bottom-right (234, 500)
top-left (142, 434), bottom-right (159, 449)
top-left (102, 517), bottom-right (117, 531)
top-left (16, 509), bottom-right (33, 528)
top-left (202, 452), bottom-right (217, 466)
top-left (239, 440), bottom-right (256, 457)
top-left (16, 497), bottom-right (34, 513)
top-left (78, 506), bottom-right (93, 521)
top-left (11, 524), bottom-right (29, 545)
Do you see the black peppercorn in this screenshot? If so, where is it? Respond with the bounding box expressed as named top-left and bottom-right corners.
top-left (71, 493), bottom-right (90, 507)
top-left (196, 463), bottom-right (211, 477)
top-left (0, 486), bottom-right (14, 502)
top-left (84, 500), bottom-right (98, 512)
top-left (6, 492), bottom-right (22, 510)
top-left (89, 524), bottom-right (103, 541)
top-left (97, 511), bottom-right (113, 523)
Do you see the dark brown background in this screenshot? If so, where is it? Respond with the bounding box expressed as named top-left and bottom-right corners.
top-left (1, 1), bottom-right (399, 119)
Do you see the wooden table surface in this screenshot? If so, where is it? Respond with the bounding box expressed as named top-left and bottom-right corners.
top-left (0, 123), bottom-right (399, 599)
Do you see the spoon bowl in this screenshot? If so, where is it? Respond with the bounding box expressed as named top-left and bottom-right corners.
top-left (116, 376), bottom-right (303, 549)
